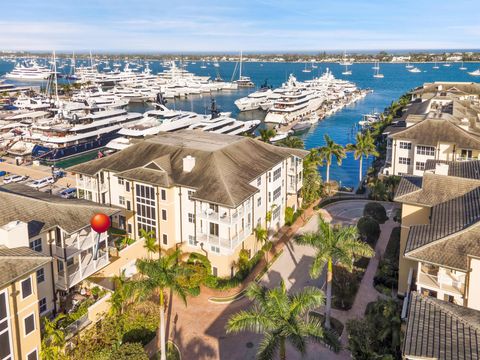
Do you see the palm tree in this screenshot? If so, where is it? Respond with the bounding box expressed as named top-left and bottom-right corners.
top-left (278, 135), bottom-right (304, 149)
top-left (346, 131), bottom-right (379, 184)
top-left (318, 135), bottom-right (345, 183)
top-left (226, 281), bottom-right (339, 360)
top-left (368, 178), bottom-right (389, 201)
top-left (41, 314), bottom-right (67, 360)
top-left (295, 216), bottom-right (374, 329)
top-left (140, 228), bottom-right (159, 259)
top-left (109, 270), bottom-right (136, 316)
top-left (259, 128), bottom-right (277, 143)
top-left (254, 224), bottom-right (268, 253)
top-left (133, 249), bottom-right (194, 360)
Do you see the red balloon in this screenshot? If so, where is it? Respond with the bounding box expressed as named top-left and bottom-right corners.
top-left (90, 213), bottom-right (111, 233)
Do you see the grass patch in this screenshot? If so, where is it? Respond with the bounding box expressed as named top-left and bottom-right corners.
top-left (374, 227), bottom-right (400, 295)
top-left (309, 311), bottom-right (344, 337)
top-left (332, 265), bottom-right (365, 311)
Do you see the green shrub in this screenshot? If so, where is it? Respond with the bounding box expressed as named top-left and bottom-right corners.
top-left (357, 216), bottom-right (380, 247)
top-left (374, 227), bottom-right (400, 293)
top-left (187, 252), bottom-right (212, 275)
top-left (111, 342), bottom-right (148, 360)
top-left (363, 202), bottom-right (388, 224)
top-left (332, 265), bottom-right (364, 310)
top-left (285, 206), bottom-right (295, 225)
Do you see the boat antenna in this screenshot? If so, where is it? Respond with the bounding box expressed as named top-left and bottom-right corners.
top-left (210, 97), bottom-right (220, 119)
top-left (53, 50), bottom-right (59, 103)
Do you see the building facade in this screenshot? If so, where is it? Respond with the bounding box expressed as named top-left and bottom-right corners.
top-left (70, 131), bottom-right (307, 277)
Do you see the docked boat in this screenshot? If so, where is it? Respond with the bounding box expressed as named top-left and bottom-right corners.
top-left (468, 69), bottom-right (480, 76)
top-left (233, 51), bottom-right (255, 88)
top-left (5, 60), bottom-right (52, 81)
top-left (234, 89), bottom-right (274, 111)
top-left (292, 120), bottom-right (312, 134)
top-left (408, 67), bottom-right (421, 73)
top-left (270, 130), bottom-right (293, 143)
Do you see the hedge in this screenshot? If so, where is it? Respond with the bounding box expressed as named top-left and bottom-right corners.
top-left (363, 202), bottom-right (388, 224)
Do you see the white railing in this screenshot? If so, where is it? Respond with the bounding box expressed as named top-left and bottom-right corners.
top-left (196, 206), bottom-right (245, 224)
top-left (57, 254), bottom-right (109, 289)
top-left (418, 271), bottom-right (465, 295)
top-left (197, 229), bottom-right (249, 252)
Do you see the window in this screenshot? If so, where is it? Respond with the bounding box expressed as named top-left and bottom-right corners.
top-left (212, 267), bottom-right (218, 277)
top-left (188, 190), bottom-right (195, 200)
top-left (461, 149), bottom-right (473, 160)
top-left (0, 291), bottom-right (12, 360)
top-left (257, 177), bottom-right (261, 186)
top-left (415, 162), bottom-right (425, 171)
top-left (188, 235), bottom-right (197, 246)
top-left (24, 313), bottom-right (35, 335)
top-left (416, 145), bottom-right (435, 156)
top-left (21, 277), bottom-right (32, 299)
top-left (188, 213), bottom-right (195, 223)
top-left (268, 192), bottom-right (271, 202)
top-left (209, 223), bottom-right (219, 236)
top-left (210, 245), bottom-right (220, 253)
top-left (117, 177), bottom-right (124, 185)
top-left (36, 268), bottom-right (45, 284)
top-left (268, 172), bottom-right (271, 182)
top-left (272, 206), bottom-right (281, 220)
top-left (162, 209), bottom-right (167, 221)
top-left (161, 189), bottom-right (166, 201)
top-left (273, 186), bottom-right (282, 201)
top-left (273, 168), bottom-right (282, 181)
top-left (209, 203), bottom-right (219, 213)
top-left (257, 197), bottom-right (261, 207)
top-left (30, 238), bottom-right (42, 253)
top-left (38, 298), bottom-right (47, 314)
top-left (119, 196), bottom-right (125, 206)
top-left (162, 234), bottom-right (168, 245)
top-left (27, 349), bottom-right (38, 360)
top-left (126, 201), bottom-right (131, 211)
top-left (399, 157), bottom-right (411, 165)
top-left (399, 141), bottom-right (412, 149)
top-left (125, 182), bottom-right (130, 192)
top-left (136, 184), bottom-right (157, 236)
top-left (127, 224), bottom-right (132, 234)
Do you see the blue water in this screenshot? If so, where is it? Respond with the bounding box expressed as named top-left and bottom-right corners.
top-left (2, 58), bottom-right (479, 186)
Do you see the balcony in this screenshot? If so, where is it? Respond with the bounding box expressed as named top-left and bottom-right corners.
top-left (56, 252), bottom-right (109, 290)
top-left (196, 229), bottom-right (249, 253)
top-left (53, 232), bottom-right (107, 259)
top-left (417, 271), bottom-right (465, 296)
top-left (196, 205), bottom-right (247, 224)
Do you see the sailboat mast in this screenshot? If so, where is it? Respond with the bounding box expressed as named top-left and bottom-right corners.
top-left (53, 50), bottom-right (59, 103)
top-left (239, 50), bottom-right (243, 79)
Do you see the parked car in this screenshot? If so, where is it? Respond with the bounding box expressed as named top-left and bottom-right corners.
top-left (59, 187), bottom-right (77, 199)
top-left (29, 177), bottom-right (54, 189)
top-left (53, 170), bottom-right (66, 179)
top-left (4, 175), bottom-right (28, 184)
top-left (0, 171), bottom-right (6, 177)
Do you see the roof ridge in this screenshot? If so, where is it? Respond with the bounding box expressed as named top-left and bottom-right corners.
top-left (210, 152), bottom-right (237, 207)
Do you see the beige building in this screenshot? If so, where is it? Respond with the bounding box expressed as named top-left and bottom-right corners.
top-left (0, 184), bottom-right (119, 317)
top-left (0, 246), bottom-right (51, 360)
top-left (382, 82), bottom-right (480, 176)
top-left (70, 131), bottom-right (307, 277)
top-left (395, 160), bottom-right (480, 311)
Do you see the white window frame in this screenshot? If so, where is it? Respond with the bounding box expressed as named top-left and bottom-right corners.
top-left (119, 196), bottom-right (126, 206)
top-left (36, 268), bottom-right (45, 284)
top-left (38, 298), bottom-right (47, 315)
top-left (20, 276), bottom-right (33, 300)
top-left (0, 289), bottom-right (13, 360)
top-left (23, 312), bottom-right (36, 337)
top-left (26, 347), bottom-right (38, 360)
top-left (257, 197), bottom-right (261, 207)
top-left (29, 238), bottom-right (42, 253)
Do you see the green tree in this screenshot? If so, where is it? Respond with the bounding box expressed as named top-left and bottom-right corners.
top-left (277, 135), bottom-right (304, 149)
top-left (226, 282), bottom-right (339, 360)
top-left (254, 224), bottom-right (268, 253)
top-left (133, 249), bottom-right (195, 360)
top-left (109, 270), bottom-right (136, 316)
top-left (301, 149), bottom-right (324, 205)
top-left (140, 228), bottom-right (159, 259)
top-left (346, 131), bottom-right (379, 184)
top-left (111, 342), bottom-right (149, 360)
top-left (318, 135), bottom-right (345, 183)
top-left (41, 314), bottom-right (67, 360)
top-left (368, 179), bottom-right (389, 201)
top-left (295, 216), bottom-right (374, 328)
top-left (259, 128), bottom-right (277, 143)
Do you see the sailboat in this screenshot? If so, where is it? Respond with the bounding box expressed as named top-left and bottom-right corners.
top-left (339, 51), bottom-right (353, 66)
top-left (200, 60), bottom-right (207, 69)
top-left (342, 63), bottom-right (352, 75)
top-left (302, 62), bottom-right (311, 73)
top-left (460, 61), bottom-right (467, 71)
top-left (233, 51), bottom-right (254, 87)
top-left (443, 62), bottom-right (451, 67)
top-left (405, 61), bottom-right (414, 69)
top-left (373, 61), bottom-right (384, 78)
top-left (372, 60), bottom-right (380, 70)
top-left (433, 59), bottom-right (439, 70)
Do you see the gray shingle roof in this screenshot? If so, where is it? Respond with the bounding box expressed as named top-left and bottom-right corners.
top-left (425, 160), bottom-right (480, 180)
top-left (0, 183), bottom-right (120, 236)
top-left (69, 131), bottom-right (308, 208)
top-left (394, 176), bottom-right (422, 199)
top-left (404, 292), bottom-right (480, 360)
top-left (0, 246), bottom-right (51, 288)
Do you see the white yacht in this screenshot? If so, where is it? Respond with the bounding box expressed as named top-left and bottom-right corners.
top-left (408, 67), bottom-right (421, 73)
top-left (468, 69), bottom-right (480, 76)
top-left (373, 61), bottom-right (384, 78)
top-left (5, 60), bottom-right (52, 81)
top-left (234, 89), bottom-right (274, 111)
top-left (233, 51), bottom-right (254, 88)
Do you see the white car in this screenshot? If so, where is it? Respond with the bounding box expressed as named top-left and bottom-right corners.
top-left (3, 175), bottom-right (27, 184)
top-left (29, 177), bottom-right (54, 189)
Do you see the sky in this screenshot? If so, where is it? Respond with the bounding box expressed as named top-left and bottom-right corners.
top-left (0, 0), bottom-right (479, 52)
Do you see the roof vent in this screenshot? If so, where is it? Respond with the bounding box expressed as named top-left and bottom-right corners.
top-left (435, 163), bottom-right (449, 176)
top-left (183, 155), bottom-right (196, 173)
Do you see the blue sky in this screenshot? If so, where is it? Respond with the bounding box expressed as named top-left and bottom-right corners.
top-left (1, 0), bottom-right (478, 52)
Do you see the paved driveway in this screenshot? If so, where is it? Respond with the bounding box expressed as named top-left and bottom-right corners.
top-left (158, 200), bottom-right (397, 360)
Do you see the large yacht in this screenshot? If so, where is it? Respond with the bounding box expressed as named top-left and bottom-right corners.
top-left (234, 89), bottom-right (274, 111)
top-left (4, 61), bottom-right (52, 81)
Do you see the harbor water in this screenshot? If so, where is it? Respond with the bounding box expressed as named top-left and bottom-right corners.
top-left (1, 59), bottom-right (479, 186)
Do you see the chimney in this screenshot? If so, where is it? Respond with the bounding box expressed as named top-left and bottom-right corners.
top-left (435, 163), bottom-right (449, 176)
top-left (437, 84), bottom-right (443, 91)
top-left (183, 155), bottom-right (196, 173)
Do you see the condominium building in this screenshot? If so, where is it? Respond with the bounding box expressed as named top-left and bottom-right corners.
top-left (69, 130), bottom-right (307, 277)
top-left (0, 184), bottom-right (119, 317)
top-left (382, 82), bottom-right (480, 176)
top-left (395, 160), bottom-right (480, 310)
top-left (0, 246), bottom-right (51, 360)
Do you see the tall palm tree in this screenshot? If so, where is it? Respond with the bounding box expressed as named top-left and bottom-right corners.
top-left (140, 228), bottom-right (159, 259)
top-left (318, 135), bottom-right (345, 183)
top-left (278, 135), bottom-right (304, 149)
top-left (109, 269), bottom-right (136, 316)
top-left (346, 131), bottom-right (379, 184)
top-left (295, 216), bottom-right (374, 329)
top-left (254, 224), bottom-right (268, 253)
top-left (226, 282), bottom-right (339, 360)
top-left (41, 314), bottom-right (67, 360)
top-left (133, 249), bottom-right (194, 360)
top-left (259, 128), bottom-right (277, 143)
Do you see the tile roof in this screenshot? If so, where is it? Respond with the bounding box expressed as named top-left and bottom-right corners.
top-left (0, 183), bottom-right (120, 236)
top-left (425, 160), bottom-right (480, 180)
top-left (69, 130), bottom-right (308, 208)
top-left (403, 292), bottom-right (480, 360)
top-left (0, 246), bottom-right (51, 288)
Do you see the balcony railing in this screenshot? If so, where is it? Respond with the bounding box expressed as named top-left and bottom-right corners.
top-left (196, 229), bottom-right (249, 252)
top-left (53, 233), bottom-right (107, 259)
top-left (196, 206), bottom-right (246, 224)
top-left (56, 253), bottom-right (109, 290)
top-left (418, 271), bottom-right (465, 295)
